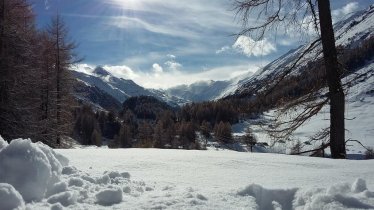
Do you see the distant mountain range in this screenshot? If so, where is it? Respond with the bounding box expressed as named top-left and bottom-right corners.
top-left (71, 66), bottom-right (187, 109)
top-left (71, 4), bottom-right (374, 110)
top-left (71, 64), bottom-right (254, 109)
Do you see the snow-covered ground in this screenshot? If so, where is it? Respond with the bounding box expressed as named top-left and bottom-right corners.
top-left (237, 61), bottom-right (374, 156)
top-left (1, 137), bottom-right (374, 210)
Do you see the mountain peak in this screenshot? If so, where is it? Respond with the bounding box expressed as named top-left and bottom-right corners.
top-left (93, 66), bottom-right (111, 77)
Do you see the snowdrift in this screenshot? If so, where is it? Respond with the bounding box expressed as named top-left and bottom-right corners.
top-left (0, 136), bottom-right (374, 209)
top-left (238, 179), bottom-right (374, 210)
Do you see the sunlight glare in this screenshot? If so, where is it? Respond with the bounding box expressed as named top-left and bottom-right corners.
top-left (110, 0), bottom-right (143, 10)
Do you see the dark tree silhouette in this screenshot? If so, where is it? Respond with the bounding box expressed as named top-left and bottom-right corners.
top-left (234, 0), bottom-right (346, 158)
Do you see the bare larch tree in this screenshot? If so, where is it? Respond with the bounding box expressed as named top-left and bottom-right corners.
top-left (234, 0), bottom-right (346, 158)
top-left (47, 15), bottom-right (77, 146)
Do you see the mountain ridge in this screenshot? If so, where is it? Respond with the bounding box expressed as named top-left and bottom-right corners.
top-left (70, 4), bottom-right (374, 109)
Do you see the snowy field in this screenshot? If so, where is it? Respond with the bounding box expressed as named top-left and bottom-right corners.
top-left (1, 137), bottom-right (374, 210)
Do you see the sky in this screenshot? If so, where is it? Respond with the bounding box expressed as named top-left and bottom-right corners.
top-left (32, 0), bottom-right (373, 89)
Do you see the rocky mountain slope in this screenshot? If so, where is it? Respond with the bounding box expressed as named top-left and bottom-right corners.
top-left (71, 66), bottom-right (186, 107)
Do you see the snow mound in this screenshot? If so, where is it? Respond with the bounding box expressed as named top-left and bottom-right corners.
top-left (95, 187), bottom-right (123, 206)
top-left (50, 203), bottom-right (64, 210)
top-left (80, 175), bottom-right (96, 183)
top-left (36, 142), bottom-right (63, 188)
top-left (47, 181), bottom-right (68, 197)
top-left (47, 191), bottom-right (77, 207)
top-left (0, 139), bottom-right (53, 202)
top-left (351, 178), bottom-right (367, 193)
top-left (104, 171), bottom-right (131, 179)
top-left (0, 183), bottom-right (25, 210)
top-left (238, 184), bottom-right (297, 210)
top-left (294, 179), bottom-right (374, 209)
top-left (0, 135), bottom-right (8, 150)
top-left (68, 177), bottom-right (84, 187)
top-left (238, 179), bottom-right (374, 210)
top-left (96, 174), bottom-right (111, 185)
top-left (54, 152), bottom-right (69, 167)
top-left (62, 166), bottom-right (78, 175)
top-left (0, 138), bottom-right (68, 203)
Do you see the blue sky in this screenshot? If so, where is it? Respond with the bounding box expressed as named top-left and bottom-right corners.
top-left (33, 0), bottom-right (373, 89)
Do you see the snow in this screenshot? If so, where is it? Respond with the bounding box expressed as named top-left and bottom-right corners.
top-left (68, 177), bottom-right (84, 187)
top-left (72, 66), bottom-right (185, 106)
top-left (0, 137), bottom-right (373, 209)
top-left (0, 136), bottom-right (374, 210)
top-left (52, 148), bottom-right (374, 209)
top-left (62, 166), bottom-right (78, 175)
top-left (238, 184), bottom-right (297, 210)
top-left (0, 139), bottom-right (58, 202)
top-left (351, 178), bottom-right (367, 193)
top-left (95, 187), bottom-right (123, 206)
top-left (0, 135), bottom-right (8, 150)
top-left (0, 183), bottom-right (25, 210)
top-left (235, 61), bottom-right (374, 156)
top-left (237, 178), bottom-right (374, 210)
top-left (46, 181), bottom-right (68, 197)
top-left (47, 191), bottom-right (77, 207)
top-left (50, 203), bottom-right (64, 210)
top-left (233, 5), bottom-right (374, 97)
top-left (36, 142), bottom-right (64, 187)
top-left (96, 174), bottom-right (111, 185)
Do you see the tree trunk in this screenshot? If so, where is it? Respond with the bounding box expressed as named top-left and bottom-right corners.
top-left (56, 16), bottom-right (61, 145)
top-left (0, 0), bottom-right (4, 57)
top-left (317, 0), bottom-right (346, 158)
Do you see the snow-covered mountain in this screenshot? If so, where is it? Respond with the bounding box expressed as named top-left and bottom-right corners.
top-left (71, 65), bottom-right (254, 106)
top-left (166, 80), bottom-right (230, 102)
top-left (230, 4), bottom-right (374, 97)
top-left (226, 4), bottom-right (374, 155)
top-left (73, 79), bottom-right (122, 111)
top-left (165, 70), bottom-right (254, 102)
top-left (71, 66), bottom-right (186, 107)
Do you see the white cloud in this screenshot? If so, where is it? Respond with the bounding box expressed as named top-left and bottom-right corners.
top-left (217, 36), bottom-right (276, 57)
top-left (216, 46), bottom-right (230, 54)
top-left (103, 0), bottom-right (241, 44)
top-left (167, 54), bottom-right (176, 59)
top-left (332, 2), bottom-right (359, 22)
top-left (71, 63), bottom-right (140, 81)
top-left (233, 36), bottom-right (276, 57)
top-left (152, 63), bottom-right (163, 74)
top-left (109, 16), bottom-right (200, 39)
top-left (91, 62), bottom-right (264, 89)
top-left (165, 61), bottom-right (182, 71)
top-left (102, 65), bottom-right (140, 80)
top-left (140, 63), bottom-right (262, 89)
top-left (71, 64), bottom-right (96, 75)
